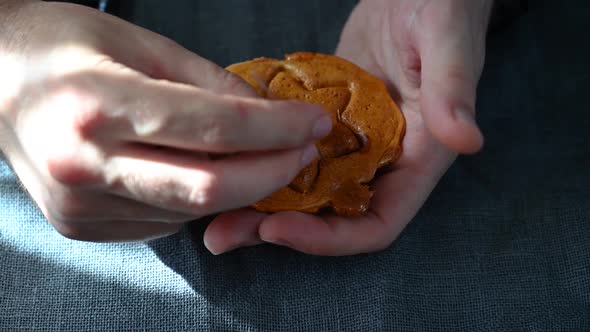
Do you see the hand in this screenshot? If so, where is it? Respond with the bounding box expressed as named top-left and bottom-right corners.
top-left (0, 1), bottom-right (331, 242)
top-left (204, 0), bottom-right (492, 255)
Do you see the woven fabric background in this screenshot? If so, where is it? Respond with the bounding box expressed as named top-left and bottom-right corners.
top-left (2, 1), bottom-right (590, 330)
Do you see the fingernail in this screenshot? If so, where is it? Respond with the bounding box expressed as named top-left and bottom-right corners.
top-left (203, 237), bottom-right (222, 255)
top-left (312, 115), bottom-right (332, 140)
top-left (300, 144), bottom-right (319, 166)
top-left (454, 107), bottom-right (477, 127)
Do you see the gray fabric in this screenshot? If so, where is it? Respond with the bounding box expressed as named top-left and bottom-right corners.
top-left (2, 0), bottom-right (590, 331)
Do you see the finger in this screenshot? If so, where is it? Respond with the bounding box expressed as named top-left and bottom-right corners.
top-left (75, 70), bottom-right (332, 153)
top-left (103, 143), bottom-right (319, 217)
top-left (418, 5), bottom-right (485, 154)
top-left (52, 219), bottom-right (184, 243)
top-left (95, 9), bottom-right (258, 97)
top-left (203, 209), bottom-right (266, 255)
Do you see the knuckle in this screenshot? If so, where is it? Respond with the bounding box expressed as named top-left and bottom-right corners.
top-left (151, 35), bottom-right (183, 58)
top-left (214, 70), bottom-right (253, 95)
top-left (72, 103), bottom-right (106, 139)
top-left (200, 121), bottom-right (225, 145)
top-left (200, 109), bottom-right (237, 149)
top-left (41, 85), bottom-right (104, 188)
top-left (128, 102), bottom-right (167, 138)
top-left (185, 173), bottom-right (219, 213)
top-left (46, 149), bottom-right (99, 187)
top-left (231, 98), bottom-right (252, 120)
top-left (47, 84), bottom-right (105, 139)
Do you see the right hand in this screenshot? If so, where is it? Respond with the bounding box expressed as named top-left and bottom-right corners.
top-left (0, 1), bottom-right (331, 242)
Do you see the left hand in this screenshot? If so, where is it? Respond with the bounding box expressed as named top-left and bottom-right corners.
top-left (203, 0), bottom-right (494, 255)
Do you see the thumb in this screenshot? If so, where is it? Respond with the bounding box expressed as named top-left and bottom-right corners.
top-left (418, 16), bottom-right (485, 154)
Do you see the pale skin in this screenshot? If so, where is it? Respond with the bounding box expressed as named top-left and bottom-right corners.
top-left (0, 0), bottom-right (492, 255)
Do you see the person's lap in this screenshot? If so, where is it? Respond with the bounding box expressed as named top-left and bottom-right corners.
top-left (1, 0), bottom-right (589, 330)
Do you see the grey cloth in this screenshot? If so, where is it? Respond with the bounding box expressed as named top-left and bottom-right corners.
top-left (2, 0), bottom-right (590, 331)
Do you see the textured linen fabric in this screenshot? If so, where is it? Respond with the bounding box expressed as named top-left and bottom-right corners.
top-left (2, 0), bottom-right (590, 331)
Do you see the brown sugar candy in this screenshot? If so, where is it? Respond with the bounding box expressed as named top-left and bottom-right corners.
top-left (226, 52), bottom-right (405, 217)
